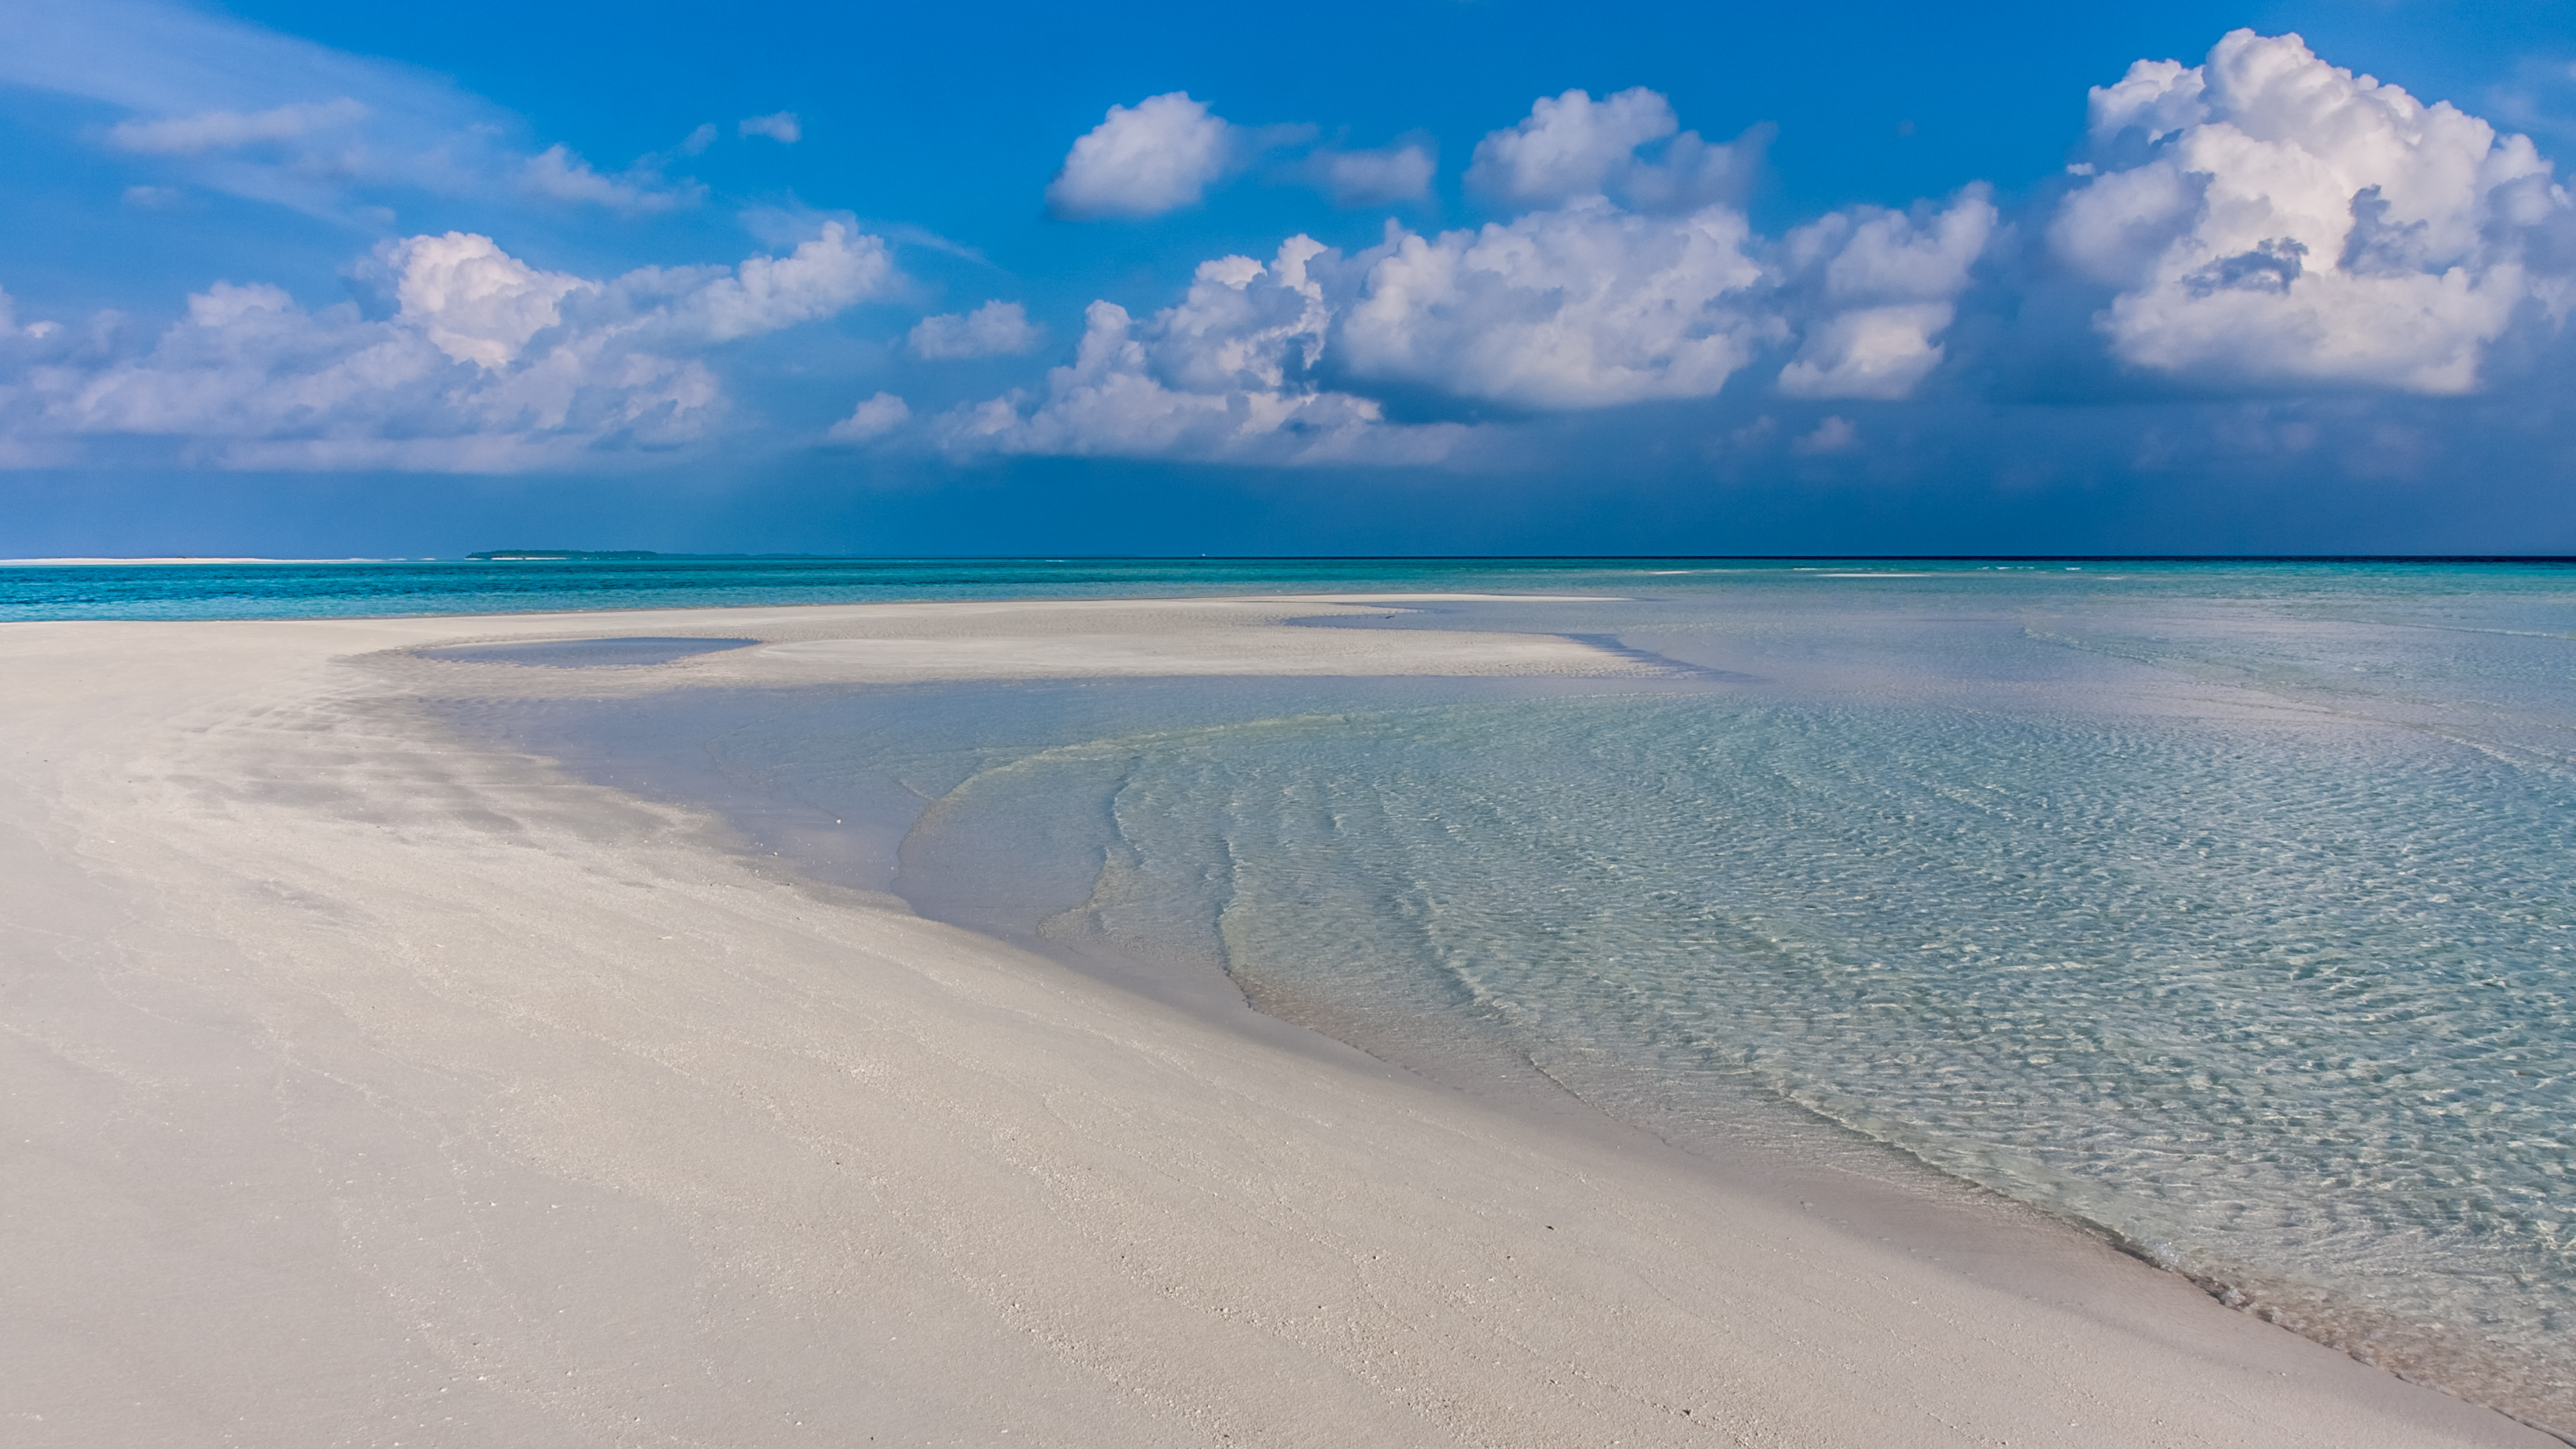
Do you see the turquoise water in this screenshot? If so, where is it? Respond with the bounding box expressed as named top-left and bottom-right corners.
top-left (6, 553), bottom-right (2569, 621)
top-left (110, 557), bottom-right (2576, 1430)
top-left (1026, 693), bottom-right (2574, 1402)
top-left (0, 555), bottom-right (1906, 621)
top-left (901, 576), bottom-right (2576, 1427)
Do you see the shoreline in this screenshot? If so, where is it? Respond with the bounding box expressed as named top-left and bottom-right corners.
top-left (447, 606), bottom-right (2576, 1440)
top-left (3, 598), bottom-right (2560, 1447)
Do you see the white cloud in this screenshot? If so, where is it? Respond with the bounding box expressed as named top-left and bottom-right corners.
top-left (0, 224), bottom-right (896, 471)
top-left (1778, 187), bottom-right (1995, 399)
top-left (1339, 201), bottom-right (1777, 408)
top-left (1469, 87), bottom-right (1661, 205)
top-left (1046, 92), bottom-right (1238, 219)
top-left (935, 242), bottom-right (1460, 465)
top-left (1775, 303), bottom-right (1957, 400)
top-left (1794, 188), bottom-right (1997, 303)
top-left (2047, 162), bottom-right (2200, 283)
top-left (1142, 243), bottom-right (1332, 394)
top-left (675, 123), bottom-right (718, 157)
top-left (1313, 142), bottom-right (1437, 206)
top-left (1466, 88), bottom-right (1759, 213)
top-left (666, 223), bottom-right (895, 342)
top-left (2088, 59), bottom-right (2208, 146)
top-left (2051, 29), bottom-right (2574, 393)
top-left (1280, 86), bottom-right (1894, 414)
top-left (909, 301), bottom-right (1045, 359)
top-left (388, 232), bottom-right (589, 368)
top-left (520, 144), bottom-right (701, 213)
top-left (35, 277), bottom-right (714, 471)
top-left (951, 88), bottom-right (1991, 463)
top-left (105, 96), bottom-right (366, 155)
top-left (740, 112), bottom-right (801, 144)
top-left (1336, 101), bottom-right (1980, 411)
top-left (828, 392), bottom-right (909, 442)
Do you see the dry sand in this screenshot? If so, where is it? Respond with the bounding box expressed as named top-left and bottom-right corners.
top-left (1, 598), bottom-right (2557, 1448)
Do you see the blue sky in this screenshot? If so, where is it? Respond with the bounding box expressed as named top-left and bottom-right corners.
top-left (5, 0), bottom-right (2576, 555)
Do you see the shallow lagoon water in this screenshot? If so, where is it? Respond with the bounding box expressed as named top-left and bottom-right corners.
top-left (429, 562), bottom-right (2576, 1432)
top-left (423, 636), bottom-right (760, 668)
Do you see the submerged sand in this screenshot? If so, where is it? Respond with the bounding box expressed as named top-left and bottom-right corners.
top-left (1, 598), bottom-right (2556, 1448)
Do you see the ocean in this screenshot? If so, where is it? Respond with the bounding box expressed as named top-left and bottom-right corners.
top-left (0, 555), bottom-right (1771, 622)
top-left (19, 557), bottom-right (2573, 1430)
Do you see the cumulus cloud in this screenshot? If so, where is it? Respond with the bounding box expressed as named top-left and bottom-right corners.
top-left (909, 301), bottom-right (1044, 359)
top-left (828, 392), bottom-right (909, 442)
top-left (949, 86), bottom-right (1997, 464)
top-left (1340, 202), bottom-right (1778, 408)
top-left (1775, 305), bottom-right (1957, 400)
top-left (1312, 141), bottom-right (1437, 206)
top-left (1047, 92), bottom-right (1239, 218)
top-left (932, 241), bottom-right (1461, 465)
top-left (387, 232), bottom-right (589, 368)
top-left (0, 224), bottom-right (898, 470)
top-left (1466, 88), bottom-right (1763, 213)
top-left (45, 278), bottom-right (719, 471)
top-left (1777, 187), bottom-right (1996, 398)
top-left (1050, 95), bottom-right (1425, 215)
top-left (1330, 96), bottom-right (1978, 410)
top-left (740, 112), bottom-right (801, 144)
top-left (2052, 29), bottom-right (2574, 393)
top-left (664, 223), bottom-right (895, 342)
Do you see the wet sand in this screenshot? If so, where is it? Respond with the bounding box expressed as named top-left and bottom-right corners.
top-left (1, 598), bottom-right (2557, 1448)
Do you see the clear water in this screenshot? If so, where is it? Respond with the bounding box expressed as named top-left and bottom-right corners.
top-left (1010, 695), bottom-right (2575, 1401)
top-left (420, 636), bottom-right (760, 668)
top-left (83, 557), bottom-right (2576, 1429)
top-left (1065, 578), bottom-right (2576, 1429)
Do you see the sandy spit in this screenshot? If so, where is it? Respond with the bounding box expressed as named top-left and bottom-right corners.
top-left (0, 598), bottom-right (2554, 1448)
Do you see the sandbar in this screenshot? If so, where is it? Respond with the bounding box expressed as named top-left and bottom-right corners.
top-left (0, 598), bottom-right (2555, 1446)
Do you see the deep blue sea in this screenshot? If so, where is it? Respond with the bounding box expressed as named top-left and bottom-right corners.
top-left (23, 557), bottom-right (2575, 1430)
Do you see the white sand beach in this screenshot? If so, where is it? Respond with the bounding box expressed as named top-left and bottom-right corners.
top-left (1, 598), bottom-right (2556, 1448)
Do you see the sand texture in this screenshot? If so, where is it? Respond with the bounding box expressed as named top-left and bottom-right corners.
top-left (1, 600), bottom-right (2557, 1448)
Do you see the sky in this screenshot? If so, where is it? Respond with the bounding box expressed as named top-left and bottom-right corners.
top-left (5, 0), bottom-right (2576, 557)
